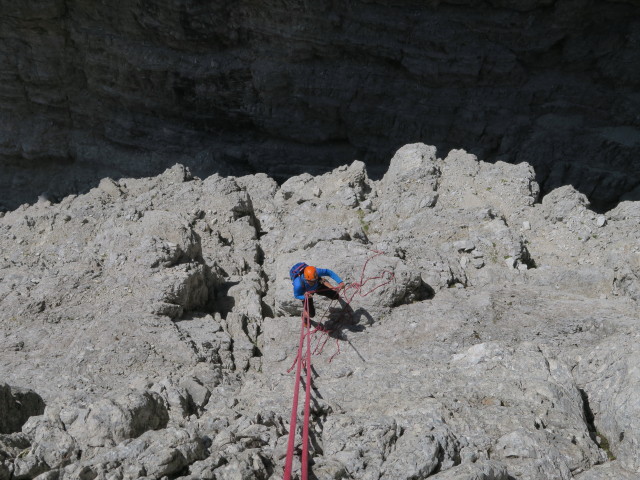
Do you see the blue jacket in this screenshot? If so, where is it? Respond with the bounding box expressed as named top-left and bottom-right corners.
top-left (292, 268), bottom-right (343, 300)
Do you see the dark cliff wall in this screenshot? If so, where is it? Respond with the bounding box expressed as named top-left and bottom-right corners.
top-left (1, 0), bottom-right (639, 210)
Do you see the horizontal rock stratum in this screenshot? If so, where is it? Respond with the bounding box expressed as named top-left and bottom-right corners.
top-left (1, 144), bottom-right (639, 479)
top-left (1, 1), bottom-right (639, 211)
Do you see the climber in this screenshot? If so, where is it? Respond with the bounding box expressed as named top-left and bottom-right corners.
top-left (291, 264), bottom-right (345, 318)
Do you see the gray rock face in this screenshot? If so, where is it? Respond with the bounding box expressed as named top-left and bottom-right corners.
top-left (1, 144), bottom-right (640, 479)
top-left (1, 2), bottom-right (639, 211)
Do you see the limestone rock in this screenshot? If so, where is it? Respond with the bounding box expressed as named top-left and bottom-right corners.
top-left (24, 390), bottom-right (169, 454)
top-left (429, 460), bottom-right (509, 480)
top-left (574, 334), bottom-right (640, 472)
top-left (541, 185), bottom-right (591, 224)
top-left (382, 421), bottom-right (459, 479)
top-left (57, 427), bottom-right (207, 480)
top-left (574, 460), bottom-right (640, 479)
top-left (1, 145), bottom-right (640, 479)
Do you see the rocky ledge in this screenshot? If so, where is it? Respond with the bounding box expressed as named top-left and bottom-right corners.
top-left (1, 144), bottom-right (639, 479)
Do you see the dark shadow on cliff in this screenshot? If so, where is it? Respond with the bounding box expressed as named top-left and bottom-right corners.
top-left (214, 280), bottom-right (239, 318)
top-left (2, 0), bottom-right (639, 214)
top-left (530, 156), bottom-right (640, 214)
top-left (0, 138), bottom-right (362, 212)
top-left (4, 136), bottom-right (637, 219)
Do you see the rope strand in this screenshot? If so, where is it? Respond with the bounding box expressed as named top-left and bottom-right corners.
top-left (283, 295), bottom-right (310, 480)
top-left (283, 251), bottom-right (396, 479)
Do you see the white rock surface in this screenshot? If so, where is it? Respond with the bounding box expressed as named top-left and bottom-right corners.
top-left (1, 145), bottom-right (639, 479)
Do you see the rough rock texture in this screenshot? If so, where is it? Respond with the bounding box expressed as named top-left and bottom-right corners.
top-left (1, 1), bottom-right (640, 211)
top-left (1, 144), bottom-right (640, 479)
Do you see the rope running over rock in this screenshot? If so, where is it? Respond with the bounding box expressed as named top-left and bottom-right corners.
top-left (283, 251), bottom-right (395, 479)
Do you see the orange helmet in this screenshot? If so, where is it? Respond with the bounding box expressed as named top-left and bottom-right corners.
top-left (303, 266), bottom-right (318, 282)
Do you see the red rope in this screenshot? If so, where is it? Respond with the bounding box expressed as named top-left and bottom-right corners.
top-left (283, 293), bottom-right (315, 480)
top-left (283, 251), bottom-right (397, 479)
top-left (283, 295), bottom-right (310, 480)
top-left (301, 307), bottom-right (312, 480)
top-left (343, 250), bottom-right (395, 302)
top-left (310, 250), bottom-right (395, 362)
